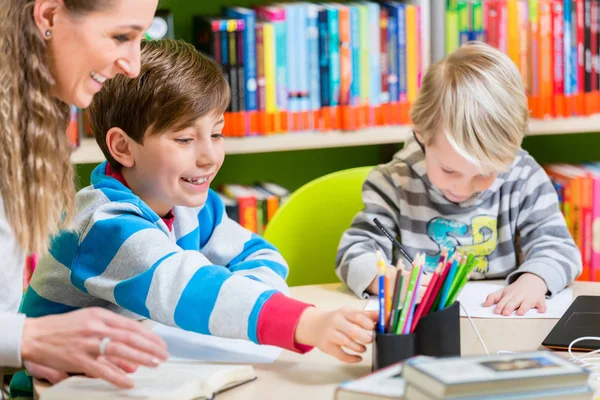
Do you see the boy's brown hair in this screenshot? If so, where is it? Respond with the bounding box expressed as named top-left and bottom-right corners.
top-left (89, 39), bottom-right (231, 169)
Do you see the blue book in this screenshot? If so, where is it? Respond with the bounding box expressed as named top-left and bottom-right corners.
top-left (564, 0), bottom-right (573, 100)
top-left (285, 4), bottom-right (299, 124)
top-left (349, 4), bottom-right (361, 106)
top-left (304, 4), bottom-right (321, 114)
top-left (224, 8), bottom-right (257, 114)
top-left (396, 3), bottom-right (407, 104)
top-left (296, 5), bottom-right (309, 130)
top-left (570, 0), bottom-right (578, 99)
top-left (327, 5), bottom-right (341, 107)
top-left (366, 2), bottom-right (381, 108)
top-left (384, 2), bottom-right (399, 103)
top-left (318, 7), bottom-right (331, 107)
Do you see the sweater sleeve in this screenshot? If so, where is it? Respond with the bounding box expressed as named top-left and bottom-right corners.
top-left (198, 191), bottom-right (291, 295)
top-left (66, 201), bottom-right (305, 350)
top-left (336, 166), bottom-right (403, 298)
top-left (507, 166), bottom-right (582, 295)
top-left (0, 313), bottom-right (25, 367)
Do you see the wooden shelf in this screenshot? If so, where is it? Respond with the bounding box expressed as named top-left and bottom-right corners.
top-left (70, 117), bottom-right (600, 164)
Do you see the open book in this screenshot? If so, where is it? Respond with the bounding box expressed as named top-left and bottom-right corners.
top-left (40, 363), bottom-right (256, 400)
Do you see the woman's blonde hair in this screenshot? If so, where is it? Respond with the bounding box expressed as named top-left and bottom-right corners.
top-left (0, 0), bottom-right (113, 254)
top-left (410, 42), bottom-right (528, 175)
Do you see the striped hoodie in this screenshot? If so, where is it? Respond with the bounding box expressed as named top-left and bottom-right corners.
top-left (336, 135), bottom-right (581, 298)
top-left (21, 162), bottom-right (312, 352)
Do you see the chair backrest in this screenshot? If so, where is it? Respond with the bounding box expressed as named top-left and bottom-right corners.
top-left (263, 166), bottom-right (373, 287)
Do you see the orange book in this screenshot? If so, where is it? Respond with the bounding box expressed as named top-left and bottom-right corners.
top-left (507, 0), bottom-right (520, 69)
top-left (406, 5), bottom-right (418, 110)
top-left (529, 0), bottom-right (541, 117)
top-left (539, 0), bottom-right (554, 118)
top-left (222, 185), bottom-right (258, 233)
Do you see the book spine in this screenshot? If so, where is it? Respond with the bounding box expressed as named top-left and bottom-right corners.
top-left (406, 4), bottom-right (418, 106)
top-left (540, 1), bottom-right (554, 118)
top-left (349, 5), bottom-right (361, 107)
top-left (367, 2), bottom-right (380, 108)
top-left (397, 3), bottom-right (407, 105)
top-left (457, 0), bottom-right (469, 45)
top-left (507, 0), bottom-right (520, 67)
top-left (318, 8), bottom-right (331, 107)
top-left (285, 4), bottom-right (298, 128)
top-left (385, 4), bottom-right (399, 103)
top-left (553, 0), bottom-right (565, 117)
top-left (274, 20), bottom-right (287, 113)
top-left (328, 7), bottom-right (341, 107)
top-left (518, 0), bottom-right (529, 91)
top-left (592, 176), bottom-right (600, 280)
top-left (380, 7), bottom-right (389, 104)
top-left (446, 1), bottom-right (459, 55)
top-left (255, 23), bottom-right (266, 135)
top-left (488, 1), bottom-right (499, 49)
top-left (339, 5), bottom-right (352, 106)
top-left (472, 1), bottom-right (484, 42)
top-left (530, 0), bottom-right (541, 117)
top-left (368, 2), bottom-right (381, 109)
top-left (585, 0), bottom-right (592, 114)
top-left (306, 5), bottom-right (321, 113)
top-left (565, 0), bottom-right (574, 114)
top-left (592, 0), bottom-right (598, 114)
top-left (263, 23), bottom-right (277, 115)
top-left (237, 20), bottom-right (246, 136)
top-left (582, 175), bottom-right (593, 281)
top-left (577, 0), bottom-right (585, 114)
top-left (358, 4), bottom-right (369, 106)
top-left (297, 5), bottom-right (309, 128)
top-left (227, 20), bottom-right (240, 121)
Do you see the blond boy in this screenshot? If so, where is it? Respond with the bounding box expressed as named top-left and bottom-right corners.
top-left (336, 42), bottom-right (581, 316)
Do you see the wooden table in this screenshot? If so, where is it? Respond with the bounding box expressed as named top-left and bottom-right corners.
top-left (35, 281), bottom-right (600, 399)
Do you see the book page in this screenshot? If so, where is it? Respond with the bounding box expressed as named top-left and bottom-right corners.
top-left (152, 323), bottom-right (282, 363)
top-left (42, 364), bottom-right (254, 400)
top-left (456, 282), bottom-right (573, 319)
top-left (338, 363), bottom-right (405, 397)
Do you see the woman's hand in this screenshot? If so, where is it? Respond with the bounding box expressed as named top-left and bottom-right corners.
top-left (21, 308), bottom-right (169, 388)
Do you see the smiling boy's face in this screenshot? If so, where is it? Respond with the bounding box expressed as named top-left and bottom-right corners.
top-left (122, 113), bottom-right (225, 217)
top-left (419, 131), bottom-right (498, 204)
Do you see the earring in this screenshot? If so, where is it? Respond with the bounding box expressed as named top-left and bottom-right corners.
top-left (44, 30), bottom-right (51, 38)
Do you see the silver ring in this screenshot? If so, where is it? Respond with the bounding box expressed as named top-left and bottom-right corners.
top-left (99, 336), bottom-right (111, 356)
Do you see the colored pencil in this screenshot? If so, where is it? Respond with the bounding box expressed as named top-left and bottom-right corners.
top-left (410, 262), bottom-right (442, 333)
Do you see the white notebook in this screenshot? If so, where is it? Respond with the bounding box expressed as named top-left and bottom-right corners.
top-left (40, 363), bottom-right (256, 400)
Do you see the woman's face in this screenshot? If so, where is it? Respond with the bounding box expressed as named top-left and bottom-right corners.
top-left (38, 0), bottom-right (158, 108)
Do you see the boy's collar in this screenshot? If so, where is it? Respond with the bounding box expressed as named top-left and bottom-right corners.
top-left (104, 163), bottom-right (175, 230)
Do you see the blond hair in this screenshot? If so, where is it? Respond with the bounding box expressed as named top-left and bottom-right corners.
top-left (0, 0), bottom-right (114, 254)
top-left (90, 39), bottom-right (230, 170)
top-left (410, 42), bottom-right (528, 174)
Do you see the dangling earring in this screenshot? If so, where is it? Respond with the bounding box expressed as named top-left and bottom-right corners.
top-left (45, 29), bottom-right (52, 38)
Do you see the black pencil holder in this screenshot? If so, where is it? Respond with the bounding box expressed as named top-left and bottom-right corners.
top-left (372, 301), bottom-right (461, 371)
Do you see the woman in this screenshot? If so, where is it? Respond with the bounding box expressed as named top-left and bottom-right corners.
top-left (0, 0), bottom-right (169, 390)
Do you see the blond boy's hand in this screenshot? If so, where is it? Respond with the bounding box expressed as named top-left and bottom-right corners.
top-left (294, 307), bottom-right (377, 363)
top-left (483, 273), bottom-right (548, 316)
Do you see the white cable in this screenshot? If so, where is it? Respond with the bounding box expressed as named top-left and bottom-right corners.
top-left (567, 337), bottom-right (600, 384)
top-left (459, 302), bottom-right (490, 356)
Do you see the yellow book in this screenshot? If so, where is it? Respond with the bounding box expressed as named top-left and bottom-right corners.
top-left (263, 22), bottom-right (276, 114)
top-left (406, 5), bottom-right (418, 104)
top-left (507, 0), bottom-right (520, 68)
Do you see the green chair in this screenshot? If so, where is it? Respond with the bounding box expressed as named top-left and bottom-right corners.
top-left (263, 166), bottom-right (374, 287)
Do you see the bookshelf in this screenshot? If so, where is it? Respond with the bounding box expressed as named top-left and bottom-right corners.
top-left (70, 116), bottom-right (600, 164)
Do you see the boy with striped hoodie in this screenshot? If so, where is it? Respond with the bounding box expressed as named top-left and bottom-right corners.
top-left (336, 43), bottom-right (581, 317)
top-left (21, 39), bottom-right (376, 377)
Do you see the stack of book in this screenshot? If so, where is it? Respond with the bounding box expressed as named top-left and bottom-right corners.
top-left (403, 351), bottom-right (593, 399)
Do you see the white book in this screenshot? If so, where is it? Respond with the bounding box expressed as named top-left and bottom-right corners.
top-left (335, 362), bottom-right (405, 400)
top-left (40, 363), bottom-right (256, 400)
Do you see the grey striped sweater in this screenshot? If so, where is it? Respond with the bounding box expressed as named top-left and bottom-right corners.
top-left (336, 135), bottom-right (581, 298)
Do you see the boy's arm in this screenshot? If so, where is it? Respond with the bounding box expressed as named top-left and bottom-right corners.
top-left (336, 166), bottom-right (402, 298)
top-left (74, 205), bottom-right (310, 353)
top-left (197, 191), bottom-right (290, 295)
top-left (509, 167), bottom-right (582, 295)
